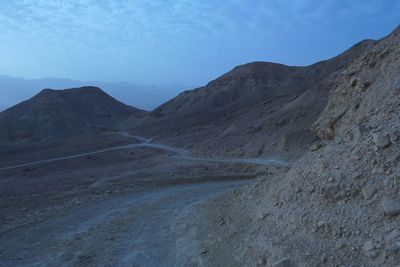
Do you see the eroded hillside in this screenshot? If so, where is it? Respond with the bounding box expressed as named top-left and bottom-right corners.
top-left (0, 87), bottom-right (145, 144)
top-left (185, 26), bottom-right (400, 267)
top-left (134, 40), bottom-right (375, 160)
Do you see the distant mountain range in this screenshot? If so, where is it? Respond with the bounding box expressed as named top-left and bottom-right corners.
top-left (0, 75), bottom-right (185, 111)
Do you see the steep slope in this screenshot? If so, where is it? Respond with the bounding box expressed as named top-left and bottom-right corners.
top-left (190, 26), bottom-right (400, 266)
top-left (134, 39), bottom-right (375, 159)
top-left (0, 87), bottom-right (145, 144)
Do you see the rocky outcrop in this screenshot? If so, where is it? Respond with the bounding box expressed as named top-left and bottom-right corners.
top-left (189, 26), bottom-right (400, 266)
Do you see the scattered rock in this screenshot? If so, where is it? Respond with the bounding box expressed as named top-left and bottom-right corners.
top-left (257, 255), bottom-right (267, 266)
top-left (310, 143), bottom-right (322, 152)
top-left (317, 220), bottom-right (326, 228)
top-left (361, 185), bottom-right (377, 200)
top-left (349, 124), bottom-right (367, 143)
top-left (261, 212), bottom-right (272, 220)
top-left (200, 249), bottom-right (209, 256)
top-left (218, 217), bottom-right (226, 226)
top-left (361, 80), bottom-right (372, 91)
top-left (71, 199), bottom-right (82, 205)
top-left (384, 244), bottom-right (400, 258)
top-left (364, 240), bottom-right (375, 252)
top-left (272, 257), bottom-right (293, 267)
top-left (381, 199), bottom-right (400, 216)
top-left (336, 240), bottom-right (346, 249)
top-left (385, 228), bottom-right (400, 242)
top-left (348, 69), bottom-right (360, 76)
top-left (323, 184), bottom-right (340, 201)
top-left (248, 123), bottom-right (264, 133)
top-left (371, 131), bottom-right (391, 150)
top-left (388, 127), bottom-right (400, 143)
top-left (393, 79), bottom-right (400, 95)
top-left (366, 250), bottom-right (379, 258)
top-left (350, 77), bottom-right (359, 87)
top-left (372, 166), bottom-right (385, 175)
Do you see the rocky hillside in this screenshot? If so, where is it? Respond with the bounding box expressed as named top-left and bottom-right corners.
top-left (0, 87), bottom-right (145, 144)
top-left (135, 39), bottom-right (375, 160)
top-left (189, 26), bottom-right (400, 266)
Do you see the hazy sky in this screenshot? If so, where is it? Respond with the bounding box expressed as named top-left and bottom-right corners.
top-left (0, 0), bottom-right (399, 87)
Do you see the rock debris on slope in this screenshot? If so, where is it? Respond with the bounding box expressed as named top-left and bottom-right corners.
top-left (187, 26), bottom-right (400, 267)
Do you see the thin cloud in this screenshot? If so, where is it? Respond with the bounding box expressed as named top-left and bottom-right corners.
top-left (0, 0), bottom-right (398, 85)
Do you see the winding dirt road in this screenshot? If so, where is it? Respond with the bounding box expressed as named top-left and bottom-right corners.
top-left (0, 133), bottom-right (286, 266)
top-left (0, 133), bottom-right (288, 171)
top-left (1, 181), bottom-right (248, 267)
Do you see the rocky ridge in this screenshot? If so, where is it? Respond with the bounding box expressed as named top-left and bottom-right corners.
top-left (134, 39), bottom-right (375, 160)
top-left (186, 26), bottom-right (400, 266)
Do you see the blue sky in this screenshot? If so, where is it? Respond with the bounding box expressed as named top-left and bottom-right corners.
top-left (0, 0), bottom-right (399, 88)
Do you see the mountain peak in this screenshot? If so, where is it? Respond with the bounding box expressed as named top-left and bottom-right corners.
top-left (37, 88), bottom-right (57, 97)
top-left (206, 61), bottom-right (295, 87)
top-left (0, 86), bottom-right (145, 143)
top-left (38, 86), bottom-right (104, 96)
top-left (392, 24), bottom-right (400, 34)
top-left (391, 24), bottom-right (400, 39)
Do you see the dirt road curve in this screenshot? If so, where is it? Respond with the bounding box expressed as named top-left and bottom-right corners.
top-left (0, 134), bottom-right (287, 171)
top-left (0, 181), bottom-right (248, 267)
